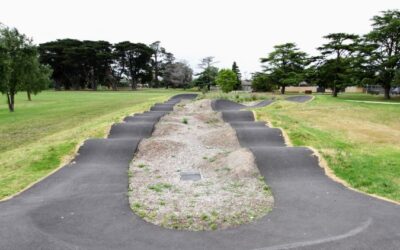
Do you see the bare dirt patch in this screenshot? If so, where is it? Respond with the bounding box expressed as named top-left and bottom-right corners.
top-left (129, 99), bottom-right (273, 231)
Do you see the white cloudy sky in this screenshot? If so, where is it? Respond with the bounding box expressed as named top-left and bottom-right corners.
top-left (1, 0), bottom-right (399, 76)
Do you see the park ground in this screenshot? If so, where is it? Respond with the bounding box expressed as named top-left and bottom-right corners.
top-left (1, 90), bottom-right (400, 204)
top-left (0, 89), bottom-right (187, 200)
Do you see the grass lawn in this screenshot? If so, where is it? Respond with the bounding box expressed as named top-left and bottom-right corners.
top-left (255, 93), bottom-right (400, 202)
top-left (0, 89), bottom-right (188, 200)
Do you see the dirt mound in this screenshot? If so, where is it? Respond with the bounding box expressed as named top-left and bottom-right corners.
top-left (136, 139), bottom-right (184, 160)
top-left (129, 99), bottom-right (273, 231)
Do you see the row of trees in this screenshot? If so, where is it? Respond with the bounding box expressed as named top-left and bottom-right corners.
top-left (39, 39), bottom-right (192, 90)
top-left (253, 10), bottom-right (400, 99)
top-left (0, 25), bottom-right (51, 111)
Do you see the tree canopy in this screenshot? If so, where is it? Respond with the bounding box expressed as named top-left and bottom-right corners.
top-left (316, 33), bottom-right (360, 96)
top-left (0, 26), bottom-right (51, 111)
top-left (215, 69), bottom-right (237, 93)
top-left (364, 10), bottom-right (400, 99)
top-left (194, 57), bottom-right (219, 91)
top-left (255, 9), bottom-right (400, 99)
top-left (260, 43), bottom-right (309, 94)
top-left (163, 62), bottom-right (193, 88)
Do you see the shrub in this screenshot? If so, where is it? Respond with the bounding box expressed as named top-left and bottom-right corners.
top-left (215, 69), bottom-right (237, 93)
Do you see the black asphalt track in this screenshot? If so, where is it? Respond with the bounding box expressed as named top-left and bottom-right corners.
top-left (284, 95), bottom-right (313, 103)
top-left (0, 94), bottom-right (399, 250)
top-left (213, 99), bottom-right (400, 249)
top-left (211, 95), bottom-right (313, 112)
top-left (211, 99), bottom-right (274, 111)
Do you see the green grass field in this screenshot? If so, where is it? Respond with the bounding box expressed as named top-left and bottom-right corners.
top-left (0, 89), bottom-right (187, 200)
top-left (255, 93), bottom-right (400, 202)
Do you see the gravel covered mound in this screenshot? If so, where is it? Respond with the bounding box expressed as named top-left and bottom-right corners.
top-left (129, 99), bottom-right (273, 231)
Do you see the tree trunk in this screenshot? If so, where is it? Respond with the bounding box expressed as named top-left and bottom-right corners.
top-left (27, 91), bottom-right (32, 101)
top-left (112, 81), bottom-right (118, 91)
top-left (281, 85), bottom-right (286, 95)
top-left (92, 81), bottom-right (97, 91)
top-left (7, 92), bottom-right (15, 112)
top-left (131, 80), bottom-right (137, 90)
top-left (384, 85), bottom-right (391, 99)
top-left (54, 81), bottom-right (61, 91)
top-left (332, 83), bottom-right (338, 97)
top-left (154, 53), bottom-right (159, 88)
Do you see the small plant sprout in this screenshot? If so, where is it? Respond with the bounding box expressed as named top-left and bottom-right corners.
top-left (182, 117), bottom-right (188, 124)
top-left (138, 163), bottom-right (146, 168)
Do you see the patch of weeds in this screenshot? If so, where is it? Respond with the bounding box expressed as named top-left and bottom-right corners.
top-left (261, 184), bottom-right (272, 195)
top-left (222, 150), bottom-right (231, 156)
top-left (201, 214), bottom-right (209, 221)
top-left (202, 156), bottom-right (208, 160)
top-left (169, 214), bottom-right (181, 229)
top-left (128, 170), bottom-right (133, 178)
top-left (132, 202), bottom-right (142, 209)
top-left (208, 156), bottom-right (216, 163)
top-left (221, 166), bottom-right (231, 172)
top-left (147, 211), bottom-right (157, 220)
top-left (137, 210), bottom-right (147, 218)
top-left (137, 163), bottom-right (146, 168)
top-left (205, 117), bottom-right (220, 125)
top-left (131, 202), bottom-right (147, 218)
top-left (148, 182), bottom-right (173, 193)
top-left (159, 200), bottom-right (166, 206)
top-left (182, 117), bottom-right (188, 124)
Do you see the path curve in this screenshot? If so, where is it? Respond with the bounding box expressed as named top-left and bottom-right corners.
top-left (211, 95), bottom-right (313, 111)
top-left (284, 95), bottom-right (313, 103)
top-left (0, 95), bottom-right (399, 250)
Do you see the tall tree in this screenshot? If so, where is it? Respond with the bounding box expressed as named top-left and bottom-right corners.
top-left (195, 56), bottom-right (218, 90)
top-left (39, 39), bottom-right (84, 90)
top-left (365, 10), bottom-right (400, 99)
top-left (39, 39), bottom-right (113, 91)
top-left (150, 41), bottom-right (174, 88)
top-left (0, 26), bottom-right (50, 111)
top-left (163, 62), bottom-right (193, 88)
top-left (231, 61), bottom-right (241, 90)
top-left (112, 41), bottom-right (130, 90)
top-left (24, 60), bottom-right (52, 101)
top-left (318, 33), bottom-right (360, 97)
top-left (198, 56), bottom-right (216, 69)
top-left (261, 43), bottom-right (308, 94)
top-left (124, 42), bottom-right (154, 90)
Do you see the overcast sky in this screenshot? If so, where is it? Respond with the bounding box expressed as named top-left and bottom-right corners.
top-left (1, 0), bottom-right (399, 76)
